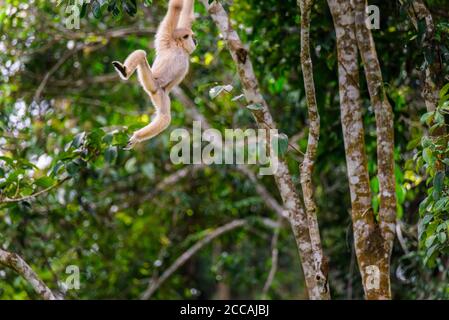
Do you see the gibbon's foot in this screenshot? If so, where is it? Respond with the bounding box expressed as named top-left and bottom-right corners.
top-left (112, 61), bottom-right (128, 80)
top-left (123, 134), bottom-right (140, 150)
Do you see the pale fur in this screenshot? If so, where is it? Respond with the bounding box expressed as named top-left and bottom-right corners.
top-left (112, 0), bottom-right (196, 148)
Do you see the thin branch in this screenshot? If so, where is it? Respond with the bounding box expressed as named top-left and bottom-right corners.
top-left (140, 219), bottom-right (247, 299)
top-left (141, 164), bottom-right (206, 202)
top-left (33, 42), bottom-right (105, 102)
top-left (0, 249), bottom-right (58, 300)
top-left (262, 222), bottom-right (280, 298)
top-left (298, 0), bottom-right (330, 298)
top-left (396, 220), bottom-right (409, 254)
top-left (0, 176), bottom-right (70, 204)
top-left (172, 86), bottom-right (287, 220)
top-left (236, 165), bottom-right (287, 219)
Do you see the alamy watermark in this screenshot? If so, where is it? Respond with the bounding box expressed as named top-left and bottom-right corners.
top-left (365, 5), bottom-right (380, 30)
top-left (59, 265), bottom-right (80, 292)
top-left (365, 265), bottom-right (380, 290)
top-left (170, 121), bottom-right (280, 175)
top-left (64, 0), bottom-right (90, 30)
top-left (63, 2), bottom-right (380, 30)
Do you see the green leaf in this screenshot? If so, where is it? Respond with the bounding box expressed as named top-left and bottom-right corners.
top-left (66, 161), bottom-right (80, 176)
top-left (112, 131), bottom-right (129, 147)
top-left (433, 197), bottom-right (448, 212)
top-left (420, 111), bottom-right (434, 125)
top-left (0, 156), bottom-right (14, 166)
top-left (424, 244), bottom-right (438, 267)
top-left (123, 0), bottom-right (137, 16)
top-left (433, 171), bottom-right (444, 200)
top-left (87, 128), bottom-right (105, 148)
top-left (35, 176), bottom-right (55, 188)
top-left (439, 83), bottom-right (449, 99)
top-left (50, 161), bottom-right (65, 177)
top-left (80, 2), bottom-right (88, 18)
top-left (422, 147), bottom-right (434, 165)
top-left (422, 214), bottom-right (433, 225)
top-left (142, 162), bottom-right (155, 179)
top-left (72, 132), bottom-right (86, 148)
top-left (104, 146), bottom-right (118, 163)
top-left (434, 111), bottom-right (445, 125)
top-left (209, 85), bottom-right (233, 99)
top-left (92, 0), bottom-right (103, 18)
top-left (438, 232), bottom-right (447, 244)
top-left (425, 234), bottom-right (437, 248)
top-left (103, 132), bottom-right (114, 144)
top-left (406, 137), bottom-right (420, 150)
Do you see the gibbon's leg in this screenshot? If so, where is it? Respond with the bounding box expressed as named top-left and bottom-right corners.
top-left (125, 90), bottom-right (171, 149)
top-left (112, 50), bottom-right (157, 94)
top-left (137, 58), bottom-right (159, 95)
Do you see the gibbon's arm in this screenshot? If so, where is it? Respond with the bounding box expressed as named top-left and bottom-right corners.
top-left (178, 0), bottom-right (195, 30)
top-left (155, 0), bottom-right (184, 51)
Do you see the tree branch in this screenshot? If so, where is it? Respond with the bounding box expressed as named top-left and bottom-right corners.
top-left (261, 222), bottom-right (280, 298)
top-left (0, 176), bottom-right (71, 204)
top-left (298, 0), bottom-right (330, 298)
top-left (0, 249), bottom-right (58, 300)
top-left (140, 219), bottom-right (247, 299)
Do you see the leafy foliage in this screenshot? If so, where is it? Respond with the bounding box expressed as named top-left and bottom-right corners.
top-left (416, 85), bottom-right (449, 267)
top-left (1, 0), bottom-right (449, 300)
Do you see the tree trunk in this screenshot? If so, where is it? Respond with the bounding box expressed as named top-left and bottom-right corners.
top-left (298, 0), bottom-right (330, 298)
top-left (354, 0), bottom-right (396, 276)
top-left (327, 0), bottom-right (392, 299)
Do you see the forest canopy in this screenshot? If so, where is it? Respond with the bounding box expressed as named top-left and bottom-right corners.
top-left (1, 0), bottom-right (449, 300)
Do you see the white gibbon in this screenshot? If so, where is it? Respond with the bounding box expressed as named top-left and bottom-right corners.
top-left (112, 0), bottom-right (196, 149)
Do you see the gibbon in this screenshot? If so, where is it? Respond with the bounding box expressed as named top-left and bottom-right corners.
top-left (112, 0), bottom-right (196, 149)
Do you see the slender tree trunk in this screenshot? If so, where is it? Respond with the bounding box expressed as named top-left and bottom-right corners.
top-left (298, 0), bottom-right (330, 298)
top-left (327, 0), bottom-right (392, 299)
top-left (200, 0), bottom-right (328, 299)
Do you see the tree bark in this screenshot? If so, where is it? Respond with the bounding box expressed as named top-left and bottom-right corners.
top-left (298, 0), bottom-right (330, 298)
top-left (354, 0), bottom-right (396, 262)
top-left (200, 0), bottom-right (328, 299)
top-left (327, 0), bottom-right (392, 299)
top-left (0, 249), bottom-right (58, 300)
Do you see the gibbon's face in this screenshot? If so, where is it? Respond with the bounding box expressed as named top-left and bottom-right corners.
top-left (174, 28), bottom-right (197, 54)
